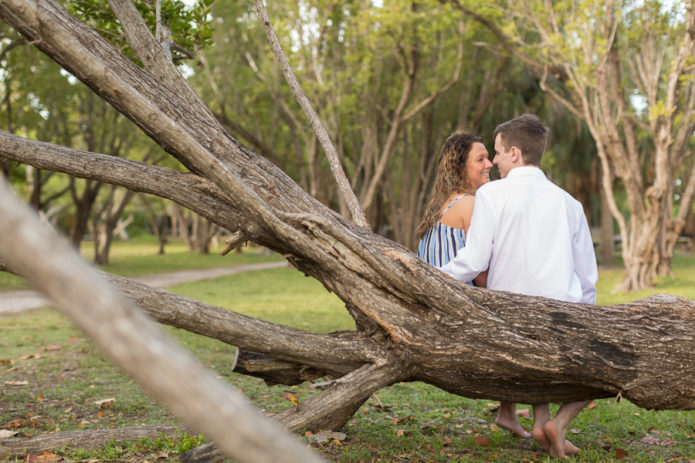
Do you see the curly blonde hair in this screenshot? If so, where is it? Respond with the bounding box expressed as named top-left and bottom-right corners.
top-left (417, 133), bottom-right (483, 237)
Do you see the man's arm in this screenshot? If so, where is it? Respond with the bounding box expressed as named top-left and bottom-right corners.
top-left (439, 190), bottom-right (494, 282)
top-left (573, 208), bottom-right (598, 304)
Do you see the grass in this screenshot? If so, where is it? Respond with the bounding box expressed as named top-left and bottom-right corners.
top-left (1, 240), bottom-right (694, 462)
top-left (596, 251), bottom-right (695, 305)
top-left (0, 235), bottom-right (282, 291)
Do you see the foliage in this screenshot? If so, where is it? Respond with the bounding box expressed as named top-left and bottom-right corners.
top-left (65, 0), bottom-right (215, 64)
top-left (190, 0), bottom-right (547, 247)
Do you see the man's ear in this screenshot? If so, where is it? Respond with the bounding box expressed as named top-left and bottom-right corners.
top-left (511, 146), bottom-right (522, 163)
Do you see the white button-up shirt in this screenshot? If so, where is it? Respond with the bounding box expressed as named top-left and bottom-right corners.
top-left (439, 166), bottom-right (598, 304)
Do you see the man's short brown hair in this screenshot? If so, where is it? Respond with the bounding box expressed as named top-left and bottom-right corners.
top-left (492, 114), bottom-right (548, 166)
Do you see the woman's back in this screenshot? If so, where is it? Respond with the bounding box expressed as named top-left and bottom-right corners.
top-left (417, 194), bottom-right (468, 266)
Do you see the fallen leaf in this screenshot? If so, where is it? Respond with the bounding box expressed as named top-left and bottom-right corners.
top-left (516, 408), bottom-right (531, 418)
top-left (4, 381), bottom-right (28, 386)
top-left (443, 435), bottom-right (453, 445)
top-left (616, 448), bottom-right (628, 460)
top-left (47, 345), bottom-right (61, 351)
top-left (5, 419), bottom-right (26, 429)
top-left (640, 436), bottom-right (661, 446)
top-left (0, 429), bottom-right (18, 438)
top-left (19, 353), bottom-right (41, 360)
top-left (597, 440), bottom-right (611, 450)
top-left (474, 436), bottom-right (490, 447)
top-left (94, 398), bottom-right (115, 408)
top-left (587, 401), bottom-right (597, 409)
top-left (0, 359), bottom-right (13, 365)
top-left (570, 428), bottom-right (582, 434)
top-left (396, 429), bottom-right (405, 437)
top-left (285, 393), bottom-right (298, 406)
top-left (26, 452), bottom-right (60, 462)
top-left (306, 430), bottom-right (346, 444)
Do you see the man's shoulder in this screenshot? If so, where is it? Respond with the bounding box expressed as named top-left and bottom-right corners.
top-left (477, 178), bottom-right (509, 195)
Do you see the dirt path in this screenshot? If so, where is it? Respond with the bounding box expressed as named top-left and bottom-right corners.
top-left (0, 261), bottom-right (287, 314)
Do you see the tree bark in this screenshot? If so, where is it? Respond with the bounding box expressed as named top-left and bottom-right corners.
top-left (0, 1), bottom-right (694, 459)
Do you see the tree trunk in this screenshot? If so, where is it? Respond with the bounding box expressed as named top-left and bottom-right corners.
top-left (599, 167), bottom-right (615, 267)
top-left (0, 0), bottom-right (694, 458)
top-left (68, 177), bottom-right (101, 249)
top-left (2, 130), bottom-right (694, 412)
top-left (93, 186), bottom-right (135, 265)
top-left (141, 195), bottom-right (168, 255)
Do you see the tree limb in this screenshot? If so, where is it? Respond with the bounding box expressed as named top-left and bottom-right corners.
top-left (253, 0), bottom-right (369, 229)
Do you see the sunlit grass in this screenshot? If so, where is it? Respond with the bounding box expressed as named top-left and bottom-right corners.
top-left (596, 252), bottom-right (695, 305)
top-left (0, 236), bottom-right (282, 291)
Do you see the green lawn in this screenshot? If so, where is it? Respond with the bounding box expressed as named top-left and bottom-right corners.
top-left (1, 240), bottom-right (693, 462)
top-left (0, 236), bottom-right (282, 291)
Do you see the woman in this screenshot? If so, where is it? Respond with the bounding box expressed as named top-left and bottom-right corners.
top-left (417, 132), bottom-right (531, 439)
top-left (417, 132), bottom-right (492, 285)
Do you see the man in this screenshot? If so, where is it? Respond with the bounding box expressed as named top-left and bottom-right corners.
top-left (439, 114), bottom-right (598, 458)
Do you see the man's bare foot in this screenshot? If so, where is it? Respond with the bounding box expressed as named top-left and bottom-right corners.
top-left (496, 402), bottom-right (532, 438)
top-left (532, 424), bottom-right (551, 452)
top-left (533, 425), bottom-right (579, 456)
top-left (543, 418), bottom-right (568, 458)
top-left (565, 440), bottom-right (580, 455)
top-left (496, 414), bottom-right (532, 438)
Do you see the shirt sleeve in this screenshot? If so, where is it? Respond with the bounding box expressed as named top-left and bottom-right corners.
top-left (572, 206), bottom-right (598, 304)
top-left (438, 189), bottom-right (494, 282)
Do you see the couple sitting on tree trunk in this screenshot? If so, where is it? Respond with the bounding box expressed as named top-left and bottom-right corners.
top-left (417, 114), bottom-right (598, 458)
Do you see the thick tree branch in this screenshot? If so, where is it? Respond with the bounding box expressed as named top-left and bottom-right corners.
top-left (2, 127), bottom-right (695, 409)
top-left (106, 273), bottom-right (378, 373)
top-left (278, 361), bottom-right (410, 432)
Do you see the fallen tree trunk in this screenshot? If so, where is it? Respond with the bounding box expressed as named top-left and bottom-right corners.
top-left (0, 0), bottom-right (694, 458)
top-left (0, 425), bottom-right (185, 459)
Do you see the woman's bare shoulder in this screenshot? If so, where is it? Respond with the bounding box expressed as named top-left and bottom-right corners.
top-left (440, 194), bottom-right (474, 229)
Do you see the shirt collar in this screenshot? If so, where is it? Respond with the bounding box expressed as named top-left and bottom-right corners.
top-left (506, 166), bottom-right (546, 180)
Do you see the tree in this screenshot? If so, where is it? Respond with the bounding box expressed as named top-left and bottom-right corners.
top-left (452, 0), bottom-right (695, 290)
top-left (194, 0), bottom-right (531, 248)
top-left (0, 0), bottom-right (694, 459)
